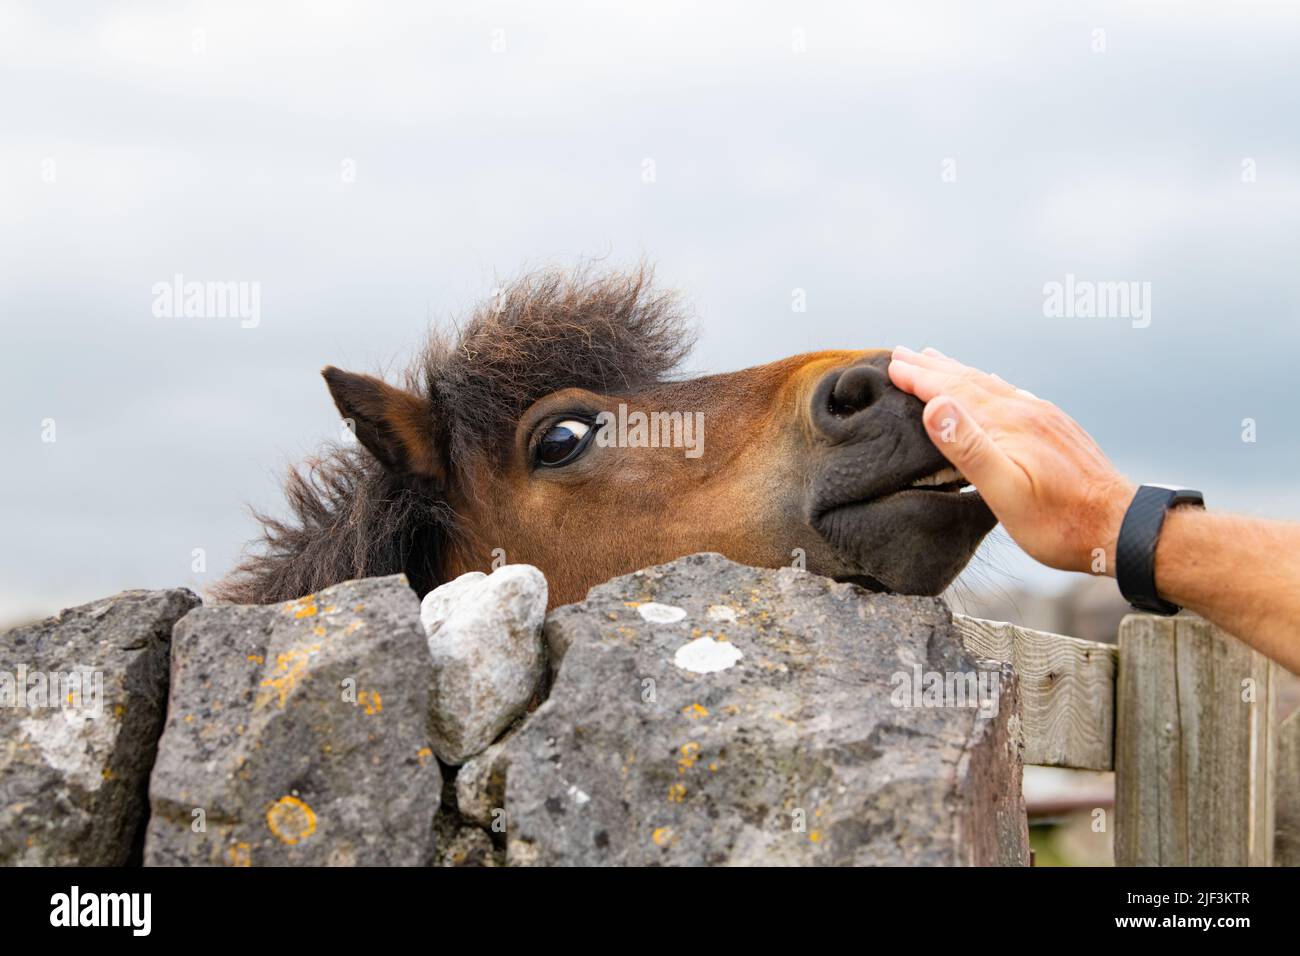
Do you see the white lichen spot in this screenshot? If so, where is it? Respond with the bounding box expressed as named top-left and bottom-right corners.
top-left (567, 784), bottom-right (591, 805)
top-left (637, 602), bottom-right (687, 624)
top-left (706, 605), bottom-right (737, 623)
top-left (19, 710), bottom-right (115, 792)
top-left (674, 637), bottom-right (744, 674)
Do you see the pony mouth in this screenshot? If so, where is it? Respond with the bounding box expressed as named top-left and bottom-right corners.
top-left (812, 465), bottom-right (995, 595)
top-left (904, 466), bottom-right (974, 494)
top-left (824, 465), bottom-right (977, 512)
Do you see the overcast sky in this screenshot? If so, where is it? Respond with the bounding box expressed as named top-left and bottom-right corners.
top-left (2, 0), bottom-right (1298, 623)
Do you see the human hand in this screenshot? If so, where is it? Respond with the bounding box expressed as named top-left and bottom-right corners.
top-left (888, 346), bottom-right (1136, 575)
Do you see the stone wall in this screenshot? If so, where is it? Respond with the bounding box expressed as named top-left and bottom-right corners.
top-left (0, 555), bottom-right (1028, 866)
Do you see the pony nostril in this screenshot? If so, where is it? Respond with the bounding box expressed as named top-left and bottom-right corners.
top-left (828, 364), bottom-right (883, 417)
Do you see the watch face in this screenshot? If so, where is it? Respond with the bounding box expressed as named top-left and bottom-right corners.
top-left (1144, 484), bottom-right (1204, 507)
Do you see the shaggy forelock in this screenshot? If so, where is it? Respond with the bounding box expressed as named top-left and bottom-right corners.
top-left (425, 266), bottom-right (694, 465)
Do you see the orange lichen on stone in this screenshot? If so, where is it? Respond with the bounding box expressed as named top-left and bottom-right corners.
top-left (228, 842), bottom-right (252, 867)
top-left (358, 690), bottom-right (383, 715)
top-left (681, 703), bottom-right (709, 719)
top-left (667, 783), bottom-right (686, 803)
top-left (285, 596), bottom-right (318, 619)
top-left (677, 741), bottom-right (701, 774)
top-left (651, 826), bottom-right (674, 847)
top-left (257, 643), bottom-right (322, 710)
top-left (416, 747), bottom-right (433, 765)
top-left (266, 795), bottom-right (317, 845)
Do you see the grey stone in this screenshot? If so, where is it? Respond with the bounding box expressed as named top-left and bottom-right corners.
top-left (144, 575), bottom-right (441, 866)
top-left (421, 565), bottom-right (548, 765)
top-left (437, 825), bottom-right (500, 867)
top-left (501, 553), bottom-right (1028, 866)
top-left (455, 737), bottom-right (510, 829)
top-left (0, 588), bottom-right (199, 866)
top-left (542, 602), bottom-right (597, 681)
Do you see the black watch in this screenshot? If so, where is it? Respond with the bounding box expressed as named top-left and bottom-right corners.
top-left (1116, 484), bottom-right (1205, 615)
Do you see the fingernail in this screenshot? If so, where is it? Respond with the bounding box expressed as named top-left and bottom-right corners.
top-left (892, 345), bottom-right (915, 357)
top-left (927, 397), bottom-right (955, 422)
top-left (922, 346), bottom-right (945, 357)
top-left (926, 398), bottom-right (961, 440)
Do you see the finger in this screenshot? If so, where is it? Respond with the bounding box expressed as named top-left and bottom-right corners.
top-left (893, 346), bottom-right (1020, 397)
top-left (893, 345), bottom-right (971, 373)
top-left (888, 357), bottom-right (985, 404)
top-left (921, 396), bottom-right (1022, 504)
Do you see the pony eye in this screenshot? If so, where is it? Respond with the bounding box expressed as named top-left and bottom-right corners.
top-left (535, 419), bottom-right (593, 467)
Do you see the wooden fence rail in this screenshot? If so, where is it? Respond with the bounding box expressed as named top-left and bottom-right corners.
top-left (955, 615), bottom-right (1116, 771)
top-left (953, 611), bottom-right (1293, 867)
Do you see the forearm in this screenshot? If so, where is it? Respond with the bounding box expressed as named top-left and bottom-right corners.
top-left (1153, 508), bottom-right (1300, 674)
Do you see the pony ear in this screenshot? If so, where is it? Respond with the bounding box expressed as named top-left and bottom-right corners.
top-left (321, 366), bottom-right (445, 485)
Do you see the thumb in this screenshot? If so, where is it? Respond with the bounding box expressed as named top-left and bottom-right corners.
top-left (921, 396), bottom-right (1014, 501)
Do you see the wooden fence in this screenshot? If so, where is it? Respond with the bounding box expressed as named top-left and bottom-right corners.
top-left (953, 612), bottom-right (1299, 866)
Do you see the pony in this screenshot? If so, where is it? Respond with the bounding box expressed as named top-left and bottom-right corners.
top-left (216, 267), bottom-right (995, 608)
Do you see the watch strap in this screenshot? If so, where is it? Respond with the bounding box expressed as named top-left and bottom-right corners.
top-left (1116, 484), bottom-right (1204, 615)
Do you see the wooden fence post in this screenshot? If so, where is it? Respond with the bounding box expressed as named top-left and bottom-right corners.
top-left (1276, 710), bottom-right (1300, 866)
top-left (1114, 613), bottom-right (1276, 866)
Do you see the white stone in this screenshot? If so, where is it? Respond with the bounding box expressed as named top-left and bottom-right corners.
top-left (421, 565), bottom-right (548, 764)
top-left (420, 571), bottom-right (486, 635)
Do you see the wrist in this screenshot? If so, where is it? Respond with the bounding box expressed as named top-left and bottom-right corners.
top-left (1096, 479), bottom-right (1137, 577)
